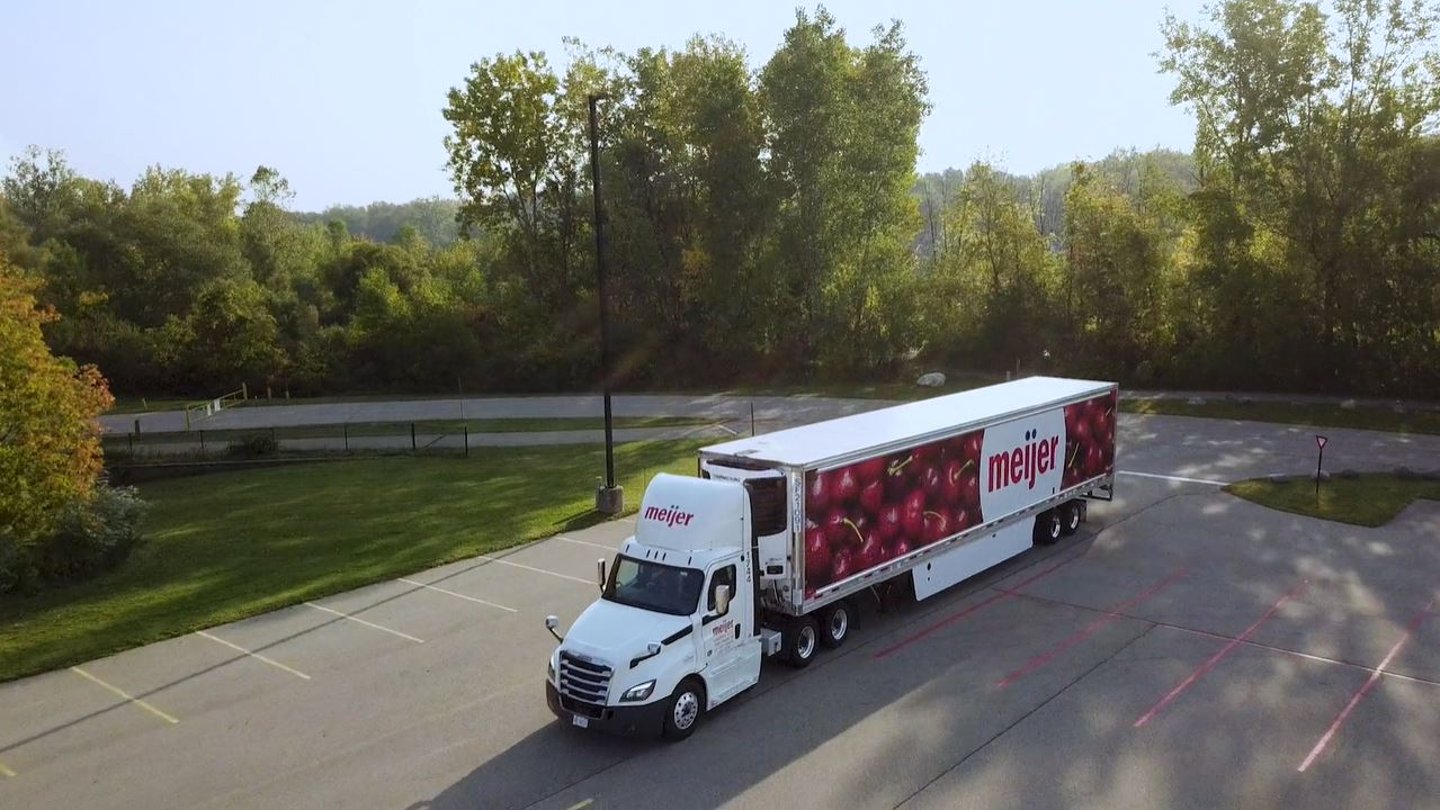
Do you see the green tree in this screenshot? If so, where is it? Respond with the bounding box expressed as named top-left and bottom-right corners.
top-left (1160, 0), bottom-right (1440, 393)
top-left (0, 258), bottom-right (113, 552)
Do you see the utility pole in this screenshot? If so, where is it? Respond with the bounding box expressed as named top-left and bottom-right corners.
top-left (589, 92), bottom-right (622, 515)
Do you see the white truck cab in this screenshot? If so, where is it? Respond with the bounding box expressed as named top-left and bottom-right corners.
top-left (544, 473), bottom-right (774, 739)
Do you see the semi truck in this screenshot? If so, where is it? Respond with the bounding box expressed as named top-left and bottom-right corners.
top-left (543, 375), bottom-right (1118, 740)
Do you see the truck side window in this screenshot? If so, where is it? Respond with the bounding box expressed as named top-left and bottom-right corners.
top-left (708, 565), bottom-right (736, 614)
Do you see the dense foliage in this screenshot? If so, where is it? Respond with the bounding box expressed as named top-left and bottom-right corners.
top-left (2, 1), bottom-right (1437, 400)
top-left (0, 255), bottom-right (144, 594)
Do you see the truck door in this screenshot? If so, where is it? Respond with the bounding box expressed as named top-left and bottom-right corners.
top-left (700, 558), bottom-right (762, 705)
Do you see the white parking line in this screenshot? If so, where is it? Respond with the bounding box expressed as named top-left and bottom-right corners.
top-left (305, 602), bottom-right (425, 643)
top-left (477, 555), bottom-right (593, 585)
top-left (399, 578), bottom-right (517, 612)
top-left (70, 666), bottom-right (179, 724)
top-left (1118, 470), bottom-right (1229, 486)
top-left (558, 536), bottom-right (617, 552)
top-left (716, 424), bottom-right (739, 436)
top-left (196, 630), bottom-right (312, 680)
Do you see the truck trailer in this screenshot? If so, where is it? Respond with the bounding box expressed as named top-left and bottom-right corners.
top-left (543, 376), bottom-right (1118, 740)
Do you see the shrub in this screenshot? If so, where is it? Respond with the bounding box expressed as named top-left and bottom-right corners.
top-left (0, 535), bottom-right (39, 595)
top-left (31, 483), bottom-right (148, 584)
top-left (229, 433), bottom-right (280, 458)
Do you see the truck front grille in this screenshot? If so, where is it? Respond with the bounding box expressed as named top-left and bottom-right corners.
top-left (558, 651), bottom-right (612, 708)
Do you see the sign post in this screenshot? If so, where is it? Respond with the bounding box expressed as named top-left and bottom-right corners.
top-left (1314, 434), bottom-right (1328, 504)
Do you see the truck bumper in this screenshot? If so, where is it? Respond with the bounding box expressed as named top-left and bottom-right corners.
top-left (546, 680), bottom-right (669, 737)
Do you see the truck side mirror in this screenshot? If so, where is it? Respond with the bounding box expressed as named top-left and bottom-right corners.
top-left (545, 614), bottom-right (563, 642)
top-left (715, 585), bottom-right (731, 615)
top-left (596, 558), bottom-right (607, 591)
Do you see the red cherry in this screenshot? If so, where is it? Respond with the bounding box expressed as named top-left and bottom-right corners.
top-left (877, 503), bottom-right (902, 542)
top-left (856, 458), bottom-right (887, 485)
top-left (888, 536), bottom-right (912, 559)
top-left (857, 531), bottom-right (884, 571)
top-left (807, 472), bottom-right (832, 513)
top-left (859, 479), bottom-right (884, 514)
top-left (920, 463), bottom-right (943, 499)
top-left (902, 490), bottom-right (927, 536)
top-left (805, 526), bottom-right (831, 583)
top-left (960, 468), bottom-right (980, 507)
top-left (845, 512), bottom-right (871, 544)
top-left (963, 433), bottom-right (983, 464)
top-left (923, 509), bottom-right (952, 543)
top-left (830, 547), bottom-right (854, 581)
top-left (952, 505), bottom-right (972, 532)
top-left (823, 508), bottom-right (849, 545)
top-left (914, 443), bottom-right (941, 463)
top-left (835, 468), bottom-right (861, 504)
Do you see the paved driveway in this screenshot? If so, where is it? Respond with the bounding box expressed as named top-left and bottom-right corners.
top-left (6, 408), bottom-right (1438, 809)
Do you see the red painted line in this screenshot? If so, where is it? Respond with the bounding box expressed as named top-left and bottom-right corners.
top-left (996, 568), bottom-right (1188, 689)
top-left (871, 553), bottom-right (1082, 660)
top-left (1297, 596), bottom-right (1435, 773)
top-left (1134, 579), bottom-right (1309, 728)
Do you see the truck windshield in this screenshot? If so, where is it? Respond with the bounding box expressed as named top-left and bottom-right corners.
top-left (603, 555), bottom-right (703, 617)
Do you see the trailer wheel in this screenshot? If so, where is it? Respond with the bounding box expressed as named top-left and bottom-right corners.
top-left (818, 601), bottom-right (851, 649)
top-left (784, 616), bottom-right (819, 668)
top-left (1035, 510), bottom-right (1063, 546)
top-left (1061, 501), bottom-right (1082, 536)
top-left (661, 677), bottom-right (706, 741)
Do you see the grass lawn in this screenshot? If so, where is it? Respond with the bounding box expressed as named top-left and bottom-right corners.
top-left (1121, 398), bottom-right (1440, 436)
top-left (1225, 474), bottom-right (1440, 527)
top-left (0, 440), bottom-right (705, 683)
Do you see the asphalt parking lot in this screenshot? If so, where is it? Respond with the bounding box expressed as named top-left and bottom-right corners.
top-left (3, 412), bottom-right (1438, 809)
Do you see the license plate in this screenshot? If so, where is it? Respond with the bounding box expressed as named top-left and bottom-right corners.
top-left (571, 714), bottom-right (589, 728)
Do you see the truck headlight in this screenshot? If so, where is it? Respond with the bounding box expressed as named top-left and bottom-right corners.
top-left (619, 680), bottom-right (655, 702)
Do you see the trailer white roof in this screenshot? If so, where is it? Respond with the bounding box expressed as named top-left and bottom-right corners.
top-left (701, 376), bottom-right (1116, 469)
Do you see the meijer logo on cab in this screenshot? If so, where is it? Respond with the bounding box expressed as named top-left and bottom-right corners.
top-left (978, 409), bottom-right (1065, 522)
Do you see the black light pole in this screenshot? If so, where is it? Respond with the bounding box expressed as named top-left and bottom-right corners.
top-left (589, 92), bottom-right (622, 514)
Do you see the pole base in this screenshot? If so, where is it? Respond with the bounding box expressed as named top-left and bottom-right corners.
top-left (595, 485), bottom-right (625, 515)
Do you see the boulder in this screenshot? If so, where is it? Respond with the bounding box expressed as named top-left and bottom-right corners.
top-left (916, 372), bottom-right (946, 388)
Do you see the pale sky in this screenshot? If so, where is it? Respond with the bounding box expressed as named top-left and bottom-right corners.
top-left (1, 0), bottom-right (1206, 212)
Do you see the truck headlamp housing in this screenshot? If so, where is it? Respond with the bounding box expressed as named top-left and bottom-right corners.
top-left (620, 680), bottom-right (656, 702)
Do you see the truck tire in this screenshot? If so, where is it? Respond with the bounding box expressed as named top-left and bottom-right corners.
top-left (661, 678), bottom-right (706, 741)
top-left (1061, 501), bottom-right (1082, 536)
top-left (1035, 510), bottom-right (1062, 546)
top-left (818, 601), bottom-right (852, 649)
top-left (784, 616), bottom-right (819, 668)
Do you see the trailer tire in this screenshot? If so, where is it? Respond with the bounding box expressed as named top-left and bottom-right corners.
top-left (661, 678), bottom-right (706, 741)
top-left (1061, 501), bottom-right (1082, 536)
top-left (784, 616), bottom-right (819, 668)
top-left (1035, 510), bottom-right (1063, 546)
top-left (818, 601), bottom-right (851, 649)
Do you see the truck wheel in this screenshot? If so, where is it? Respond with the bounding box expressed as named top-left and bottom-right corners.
top-left (1061, 501), bottom-right (1082, 536)
top-left (661, 678), bottom-right (705, 741)
top-left (785, 616), bottom-right (819, 668)
top-left (818, 601), bottom-right (851, 649)
top-left (1035, 510), bottom-right (1062, 546)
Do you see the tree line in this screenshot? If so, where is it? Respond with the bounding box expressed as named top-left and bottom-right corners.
top-left (2, 0), bottom-right (1438, 401)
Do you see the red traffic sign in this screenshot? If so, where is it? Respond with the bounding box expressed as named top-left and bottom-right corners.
top-left (1316, 434), bottom-right (1328, 450)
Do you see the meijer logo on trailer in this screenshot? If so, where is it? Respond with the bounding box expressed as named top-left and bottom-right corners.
top-left (987, 429), bottom-right (1061, 493)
